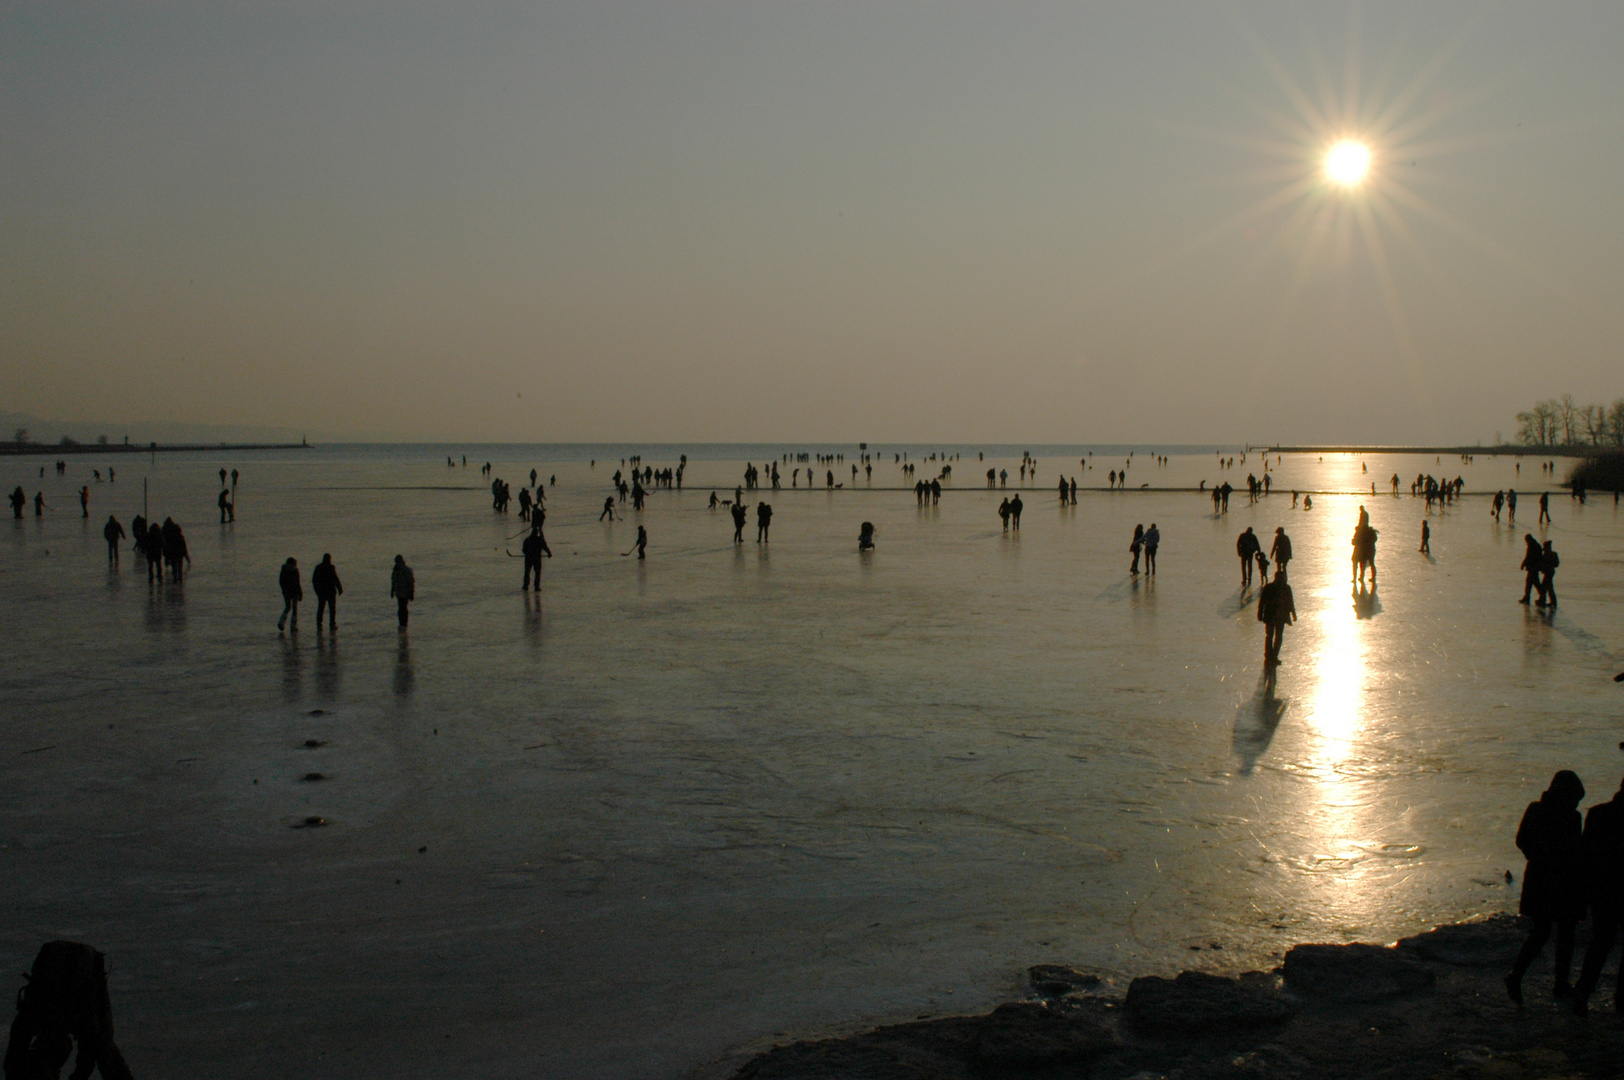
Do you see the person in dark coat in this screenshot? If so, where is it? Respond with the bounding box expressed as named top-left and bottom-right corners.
top-left (140, 525), bottom-right (165, 583)
top-left (521, 524), bottom-right (551, 590)
top-left (277, 557), bottom-right (302, 633)
top-left (1506, 770), bottom-right (1586, 1004)
top-left (311, 553), bottom-right (343, 630)
top-left (1257, 567), bottom-right (1296, 664)
top-left (1538, 541), bottom-right (1559, 607)
top-left (1236, 527), bottom-right (1261, 585)
top-left (1572, 774), bottom-right (1624, 1014)
top-left (1518, 534), bottom-right (1543, 604)
top-left (390, 555), bottom-right (415, 628)
top-left (102, 516), bottom-right (124, 567)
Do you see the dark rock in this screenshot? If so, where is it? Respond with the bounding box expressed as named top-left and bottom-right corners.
top-left (1281, 944), bottom-right (1434, 1001)
top-left (1125, 970), bottom-right (1294, 1036)
top-left (1395, 915), bottom-right (1521, 967)
top-left (1028, 964), bottom-right (1101, 997)
top-left (971, 1002), bottom-right (1115, 1068)
top-left (300, 772), bottom-right (327, 782)
top-left (301, 739), bottom-right (326, 749)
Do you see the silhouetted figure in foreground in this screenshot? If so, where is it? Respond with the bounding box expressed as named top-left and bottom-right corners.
top-left (278, 557), bottom-right (302, 632)
top-left (1143, 523), bottom-right (1160, 576)
top-left (1128, 524), bottom-right (1143, 574)
top-left (731, 502), bottom-right (747, 543)
top-left (1236, 527), bottom-right (1261, 586)
top-left (312, 554), bottom-right (342, 630)
top-left (633, 525), bottom-right (647, 560)
top-left (391, 555), bottom-right (414, 628)
top-left (521, 524), bottom-right (551, 590)
top-left (1538, 541), bottom-right (1560, 607)
top-left (140, 525), bottom-right (164, 582)
top-left (599, 497), bottom-right (615, 522)
top-left (756, 502), bottom-right (773, 542)
top-left (8, 486), bottom-right (23, 519)
top-left (218, 489), bottom-right (233, 523)
top-left (1351, 517), bottom-right (1378, 586)
top-left (3, 940), bottom-right (135, 1080)
top-left (103, 516), bottom-right (124, 567)
top-left (1572, 773), bottom-right (1624, 1015)
top-left (1270, 527), bottom-right (1292, 571)
top-left (1506, 770), bottom-right (1586, 1005)
top-left (1419, 520), bottom-right (1430, 554)
top-left (1519, 534), bottom-right (1543, 604)
top-left (1257, 567), bottom-right (1296, 664)
top-left (161, 520), bottom-right (189, 583)
top-left (858, 522), bottom-right (875, 551)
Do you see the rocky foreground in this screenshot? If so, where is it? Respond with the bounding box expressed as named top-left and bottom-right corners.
top-left (728, 916), bottom-right (1624, 1079)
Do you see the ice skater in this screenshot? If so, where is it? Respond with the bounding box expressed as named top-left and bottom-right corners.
top-left (521, 522), bottom-right (551, 590)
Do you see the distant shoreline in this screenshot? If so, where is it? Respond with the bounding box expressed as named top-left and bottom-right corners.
top-left (0, 442), bottom-right (312, 457)
top-left (1262, 445), bottom-right (1595, 456)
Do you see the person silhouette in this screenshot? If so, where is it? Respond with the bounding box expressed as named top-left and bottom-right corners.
top-left (161, 519), bottom-right (190, 582)
top-left (1419, 519), bottom-right (1430, 554)
top-left (1128, 524), bottom-right (1144, 575)
top-left (390, 555), bottom-right (415, 628)
top-left (521, 523), bottom-right (551, 590)
top-left (1009, 494), bottom-right (1023, 529)
top-left (633, 525), bottom-right (647, 560)
top-left (731, 502), bottom-right (747, 543)
top-left (79, 486), bottom-right (89, 518)
top-left (8, 486), bottom-right (23, 519)
top-left (1538, 541), bottom-right (1560, 606)
top-left (1539, 491), bottom-right (1551, 523)
top-left (599, 497), bottom-right (615, 522)
top-left (312, 553), bottom-right (343, 630)
top-left (103, 515), bottom-right (125, 566)
top-left (1257, 567), bottom-right (1296, 664)
top-left (858, 522), bottom-right (875, 551)
top-left (1236, 527), bottom-right (1260, 586)
top-left (278, 557), bottom-right (302, 633)
top-left (756, 502), bottom-right (773, 542)
top-left (141, 522), bottom-right (164, 582)
top-left (1506, 770), bottom-right (1586, 1005)
top-left (1572, 773), bottom-right (1624, 1015)
top-left (998, 498), bottom-right (1010, 531)
top-left (1519, 534), bottom-right (1543, 604)
top-left (218, 488), bottom-right (234, 523)
top-left (1143, 523), bottom-right (1160, 575)
top-left (1269, 527), bottom-right (1292, 572)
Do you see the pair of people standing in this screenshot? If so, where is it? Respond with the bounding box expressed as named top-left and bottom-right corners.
top-left (1507, 770), bottom-right (1624, 1014)
top-left (278, 554), bottom-right (344, 632)
top-left (1127, 524), bottom-right (1159, 575)
top-left (1518, 535), bottom-right (1561, 607)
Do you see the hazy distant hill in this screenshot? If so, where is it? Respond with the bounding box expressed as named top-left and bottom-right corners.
top-left (1, 412), bottom-right (309, 446)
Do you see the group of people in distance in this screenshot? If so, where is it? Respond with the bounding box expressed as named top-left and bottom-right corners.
top-left (1508, 770), bottom-right (1624, 1015)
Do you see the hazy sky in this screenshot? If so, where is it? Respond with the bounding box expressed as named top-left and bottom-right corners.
top-left (4, 2), bottom-right (1622, 444)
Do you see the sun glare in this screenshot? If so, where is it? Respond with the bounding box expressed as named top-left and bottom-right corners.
top-left (1325, 140), bottom-right (1371, 186)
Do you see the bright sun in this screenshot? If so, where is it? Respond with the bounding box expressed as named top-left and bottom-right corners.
top-left (1325, 140), bottom-right (1371, 186)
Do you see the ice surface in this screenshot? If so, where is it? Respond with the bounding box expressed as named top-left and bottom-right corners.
top-left (1, 445), bottom-right (1620, 1079)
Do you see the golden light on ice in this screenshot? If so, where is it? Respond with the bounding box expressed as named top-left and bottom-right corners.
top-left (1325, 140), bottom-right (1371, 186)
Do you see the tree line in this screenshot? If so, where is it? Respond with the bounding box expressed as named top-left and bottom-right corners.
top-left (1516, 395), bottom-right (1624, 448)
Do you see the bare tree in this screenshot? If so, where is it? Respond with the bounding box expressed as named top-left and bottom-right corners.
top-left (1583, 404), bottom-right (1607, 446)
top-left (1558, 394), bottom-right (1578, 445)
top-left (11, 428), bottom-right (27, 445)
top-left (1608, 399), bottom-right (1624, 448)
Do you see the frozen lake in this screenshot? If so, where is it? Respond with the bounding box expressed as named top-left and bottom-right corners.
top-left (2, 444), bottom-right (1621, 1079)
